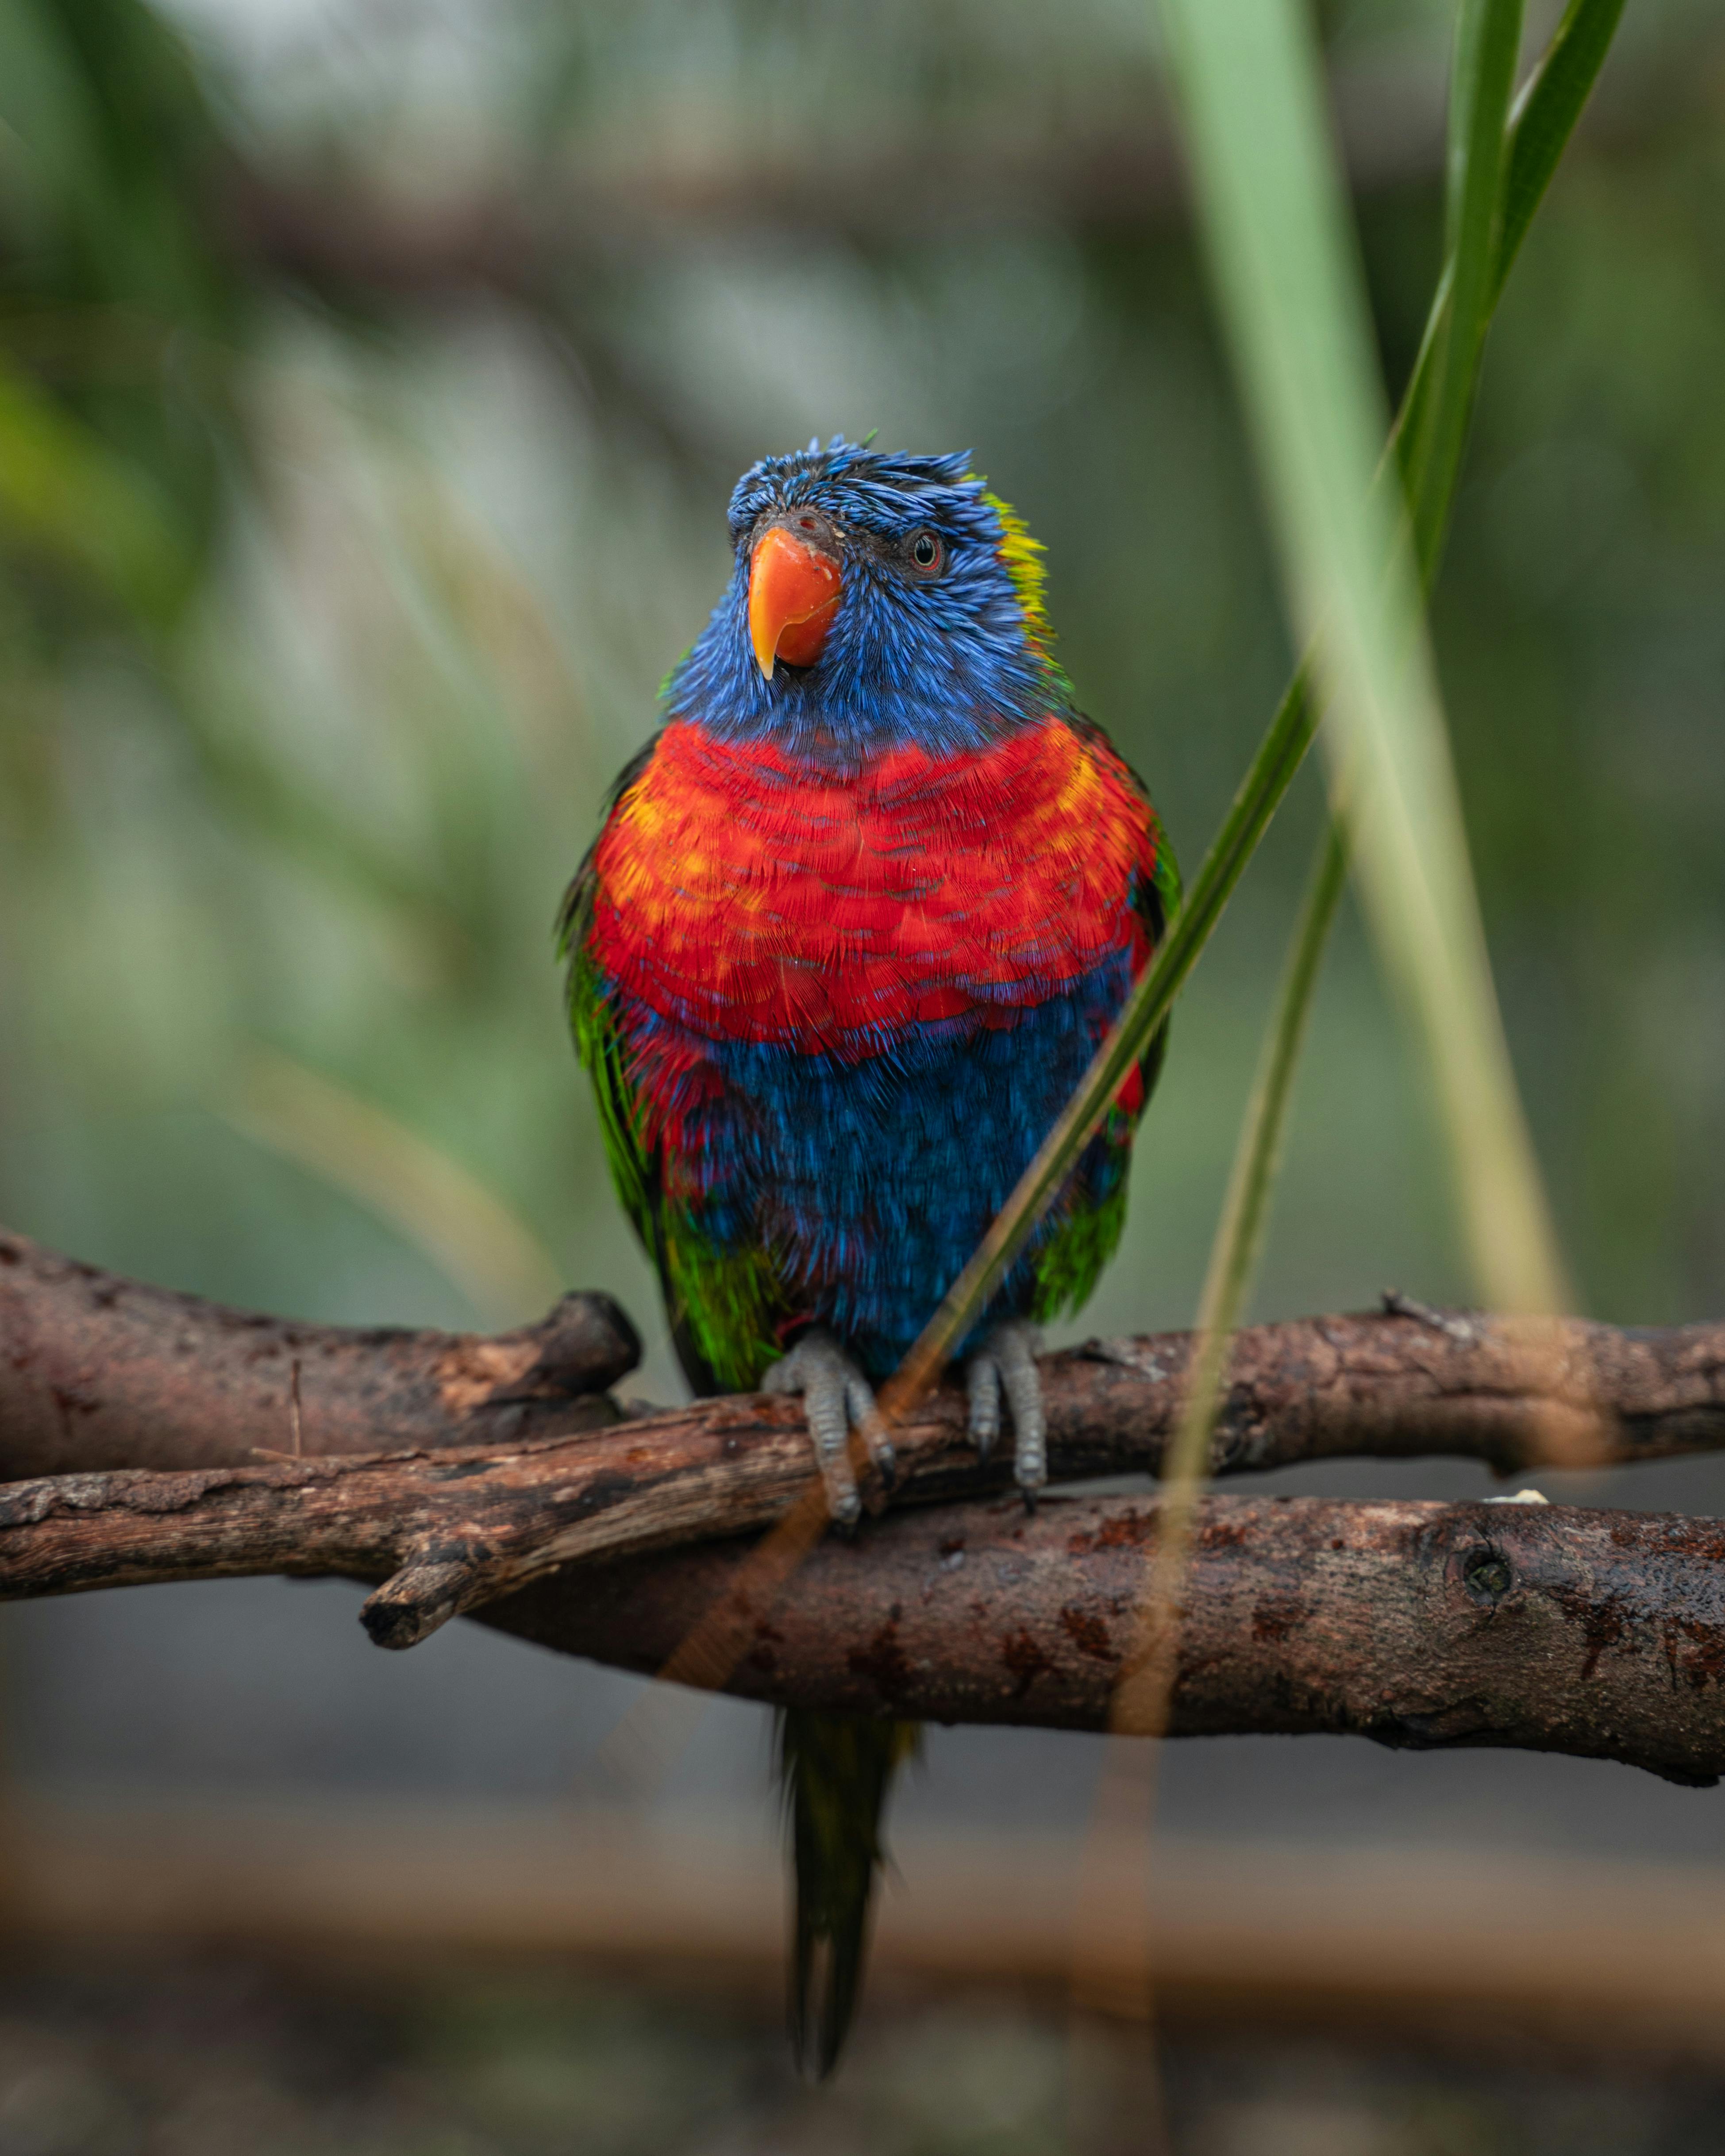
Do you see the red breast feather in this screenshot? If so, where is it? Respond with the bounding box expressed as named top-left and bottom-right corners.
top-left (589, 716), bottom-right (1159, 1059)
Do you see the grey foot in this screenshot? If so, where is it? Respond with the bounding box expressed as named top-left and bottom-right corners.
top-left (763, 1329), bottom-right (895, 1528)
top-left (966, 1321), bottom-right (1046, 1506)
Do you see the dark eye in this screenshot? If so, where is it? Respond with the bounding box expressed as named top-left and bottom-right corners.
top-left (907, 529), bottom-right (943, 574)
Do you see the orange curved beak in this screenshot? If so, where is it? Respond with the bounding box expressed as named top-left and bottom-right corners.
top-left (748, 525), bottom-right (842, 679)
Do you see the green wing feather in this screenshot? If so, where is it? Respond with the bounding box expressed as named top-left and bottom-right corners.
top-left (558, 766), bottom-right (786, 1398)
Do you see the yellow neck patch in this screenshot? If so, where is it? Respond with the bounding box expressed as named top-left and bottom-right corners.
top-left (975, 482), bottom-right (1052, 655)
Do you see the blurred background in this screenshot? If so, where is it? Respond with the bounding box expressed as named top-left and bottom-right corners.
top-left (3, 0), bottom-right (1725, 2148)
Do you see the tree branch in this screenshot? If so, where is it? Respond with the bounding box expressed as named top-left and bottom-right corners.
top-left (0, 1227), bottom-right (638, 1476)
top-left (481, 1490), bottom-right (1725, 1789)
top-left (5, 1230), bottom-right (1725, 1779)
top-left (5, 1227), bottom-right (1725, 1492)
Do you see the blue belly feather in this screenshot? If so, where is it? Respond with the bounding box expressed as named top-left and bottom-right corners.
top-left (628, 949), bottom-right (1132, 1377)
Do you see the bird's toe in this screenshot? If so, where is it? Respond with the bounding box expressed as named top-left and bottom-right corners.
top-left (763, 1328), bottom-right (886, 1525)
top-left (966, 1322), bottom-right (1046, 1500)
top-left (966, 1352), bottom-right (1002, 1465)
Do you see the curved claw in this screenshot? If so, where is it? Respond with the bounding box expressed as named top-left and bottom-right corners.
top-left (964, 1321), bottom-right (1046, 1505)
top-left (966, 1352), bottom-right (1001, 1467)
top-left (847, 1373), bottom-right (897, 1491)
top-left (763, 1329), bottom-right (890, 1525)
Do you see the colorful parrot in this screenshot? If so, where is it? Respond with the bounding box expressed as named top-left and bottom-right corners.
top-left (560, 438), bottom-right (1175, 2073)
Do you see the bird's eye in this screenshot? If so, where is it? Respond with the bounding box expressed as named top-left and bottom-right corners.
top-left (907, 529), bottom-right (943, 574)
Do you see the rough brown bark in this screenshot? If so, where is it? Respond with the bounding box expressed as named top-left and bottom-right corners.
top-left (5, 1228), bottom-right (1725, 1642)
top-left (4, 1281), bottom-right (1725, 1646)
top-left (6, 1231), bottom-right (1725, 1781)
top-left (478, 1492), bottom-right (1725, 1788)
top-left (3, 1233), bottom-right (1725, 1500)
top-left (11, 1436), bottom-right (1722, 1784)
top-left (0, 1227), bottom-right (637, 1477)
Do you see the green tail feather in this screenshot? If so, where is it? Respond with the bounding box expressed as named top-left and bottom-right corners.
top-left (776, 1708), bottom-right (921, 2077)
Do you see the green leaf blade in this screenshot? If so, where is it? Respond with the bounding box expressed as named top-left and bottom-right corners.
top-left (1154, 817), bottom-right (1349, 1518)
top-left (881, 0), bottom-right (1628, 1408)
top-left (1160, 0), bottom-right (1569, 1318)
top-left (1404, 0), bottom-right (1525, 577)
top-left (1496, 0), bottom-right (1629, 297)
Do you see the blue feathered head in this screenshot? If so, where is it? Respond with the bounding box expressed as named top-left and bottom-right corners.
top-left (666, 436), bottom-right (1067, 762)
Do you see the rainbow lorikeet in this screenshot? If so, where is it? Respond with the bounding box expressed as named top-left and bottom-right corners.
top-left (560, 438), bottom-right (1175, 2072)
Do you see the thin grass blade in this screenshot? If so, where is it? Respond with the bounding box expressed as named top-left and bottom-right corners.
top-left (1495, 0), bottom-right (1628, 297)
top-left (1159, 0), bottom-right (1568, 1317)
top-left (879, 0), bottom-right (1621, 1410)
top-left (1167, 824), bottom-right (1347, 1494)
top-left (878, 667), bottom-right (1316, 1412)
top-left (1153, 0), bottom-right (1526, 1501)
top-left (1112, 818), bottom-right (1348, 1737)
top-left (1402, 0), bottom-right (1524, 577)
top-left (1132, 1), bottom-right (1519, 1690)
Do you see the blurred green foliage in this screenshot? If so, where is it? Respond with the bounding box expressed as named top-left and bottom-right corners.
top-left (0, 0), bottom-right (1722, 1401)
top-left (0, 0), bottom-right (241, 619)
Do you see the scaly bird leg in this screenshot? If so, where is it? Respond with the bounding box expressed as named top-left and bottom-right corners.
top-left (763, 1328), bottom-right (896, 1528)
top-left (965, 1320), bottom-right (1047, 1509)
